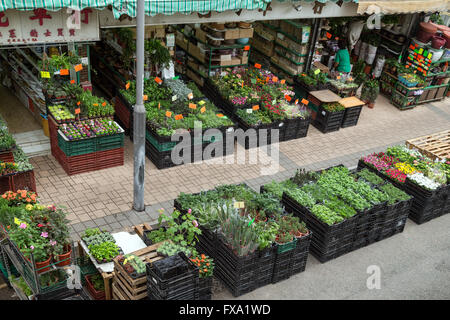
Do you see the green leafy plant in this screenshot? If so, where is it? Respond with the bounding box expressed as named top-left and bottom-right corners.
top-left (311, 204), bottom-right (344, 226)
top-left (88, 241), bottom-right (120, 263)
top-left (379, 183), bottom-right (411, 205)
top-left (145, 38), bottom-right (172, 72)
top-left (361, 79), bottom-right (379, 103)
top-left (89, 274), bottom-right (105, 292)
top-left (356, 169), bottom-right (384, 185)
top-left (156, 241), bottom-right (192, 257)
top-left (322, 103), bottom-right (345, 113)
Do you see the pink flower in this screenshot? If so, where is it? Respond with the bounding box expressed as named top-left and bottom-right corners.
top-left (192, 220), bottom-right (198, 227)
top-left (50, 240), bottom-right (57, 246)
top-left (19, 223), bottom-right (27, 229)
top-left (40, 232), bottom-right (48, 238)
top-left (30, 246), bottom-right (34, 250)
top-left (188, 208), bottom-right (192, 214)
top-left (37, 224), bottom-right (43, 227)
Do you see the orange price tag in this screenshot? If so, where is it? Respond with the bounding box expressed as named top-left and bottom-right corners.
top-left (244, 45), bottom-right (250, 51)
top-left (102, 102), bottom-right (107, 106)
top-left (189, 103), bottom-right (197, 109)
top-left (60, 69), bottom-right (69, 76)
top-left (241, 81), bottom-right (244, 88)
top-left (74, 108), bottom-right (80, 114)
top-left (301, 98), bottom-right (309, 105)
top-left (252, 105), bottom-right (259, 111)
top-left (200, 106), bottom-right (206, 113)
top-left (295, 99), bottom-right (299, 105)
top-left (155, 77), bottom-right (162, 84)
top-left (272, 77), bottom-right (278, 83)
top-left (76, 101), bottom-right (81, 106)
top-left (326, 32), bottom-right (331, 39)
top-left (254, 63), bottom-right (261, 69)
top-left (280, 79), bottom-right (286, 84)
top-left (216, 114), bottom-right (224, 117)
top-left (70, 80), bottom-right (75, 84)
top-left (74, 64), bottom-right (83, 72)
top-left (174, 114), bottom-right (183, 120)
top-left (165, 111), bottom-right (172, 118)
top-left (125, 82), bottom-right (130, 90)
top-left (337, 76), bottom-right (341, 80)
top-left (285, 95), bottom-right (292, 102)
top-left (158, 103), bottom-right (161, 109)
top-left (143, 95), bottom-right (148, 101)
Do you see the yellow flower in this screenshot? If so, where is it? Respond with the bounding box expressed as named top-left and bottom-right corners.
top-left (25, 204), bottom-right (33, 211)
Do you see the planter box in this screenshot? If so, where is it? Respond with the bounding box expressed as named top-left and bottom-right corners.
top-left (312, 105), bottom-right (345, 133)
top-left (198, 276), bottom-right (212, 300)
top-left (341, 106), bottom-right (363, 128)
top-left (280, 118), bottom-right (311, 142)
top-left (85, 275), bottom-right (106, 300)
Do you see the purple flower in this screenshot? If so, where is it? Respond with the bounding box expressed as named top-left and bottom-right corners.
top-left (192, 220), bottom-right (199, 227)
top-left (19, 223), bottom-right (27, 229)
top-left (40, 232), bottom-right (48, 238)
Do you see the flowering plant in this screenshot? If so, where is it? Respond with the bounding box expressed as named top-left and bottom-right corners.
top-left (190, 254), bottom-right (215, 278)
top-left (394, 162), bottom-right (417, 175)
top-left (0, 162), bottom-right (18, 176)
top-left (2, 190), bottom-right (37, 206)
top-left (362, 154), bottom-right (391, 172)
top-left (408, 172), bottom-right (441, 190)
top-left (384, 168), bottom-right (407, 183)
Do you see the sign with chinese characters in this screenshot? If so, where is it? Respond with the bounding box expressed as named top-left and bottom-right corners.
top-left (0, 9), bottom-right (99, 46)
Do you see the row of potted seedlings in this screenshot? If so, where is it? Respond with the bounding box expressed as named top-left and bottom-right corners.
top-left (358, 145), bottom-right (450, 224)
top-left (205, 67), bottom-right (312, 147)
top-left (0, 190), bottom-right (72, 283)
top-left (173, 184), bottom-right (312, 297)
top-left (118, 77), bottom-right (236, 169)
top-left (262, 166), bottom-right (414, 263)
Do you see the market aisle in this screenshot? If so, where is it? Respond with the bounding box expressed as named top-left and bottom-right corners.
top-left (0, 86), bottom-right (41, 133)
top-left (29, 97), bottom-right (450, 226)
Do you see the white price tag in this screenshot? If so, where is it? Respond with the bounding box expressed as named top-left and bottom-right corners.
top-left (322, 111), bottom-right (326, 116)
top-left (246, 109), bottom-right (253, 114)
top-left (227, 127), bottom-right (233, 133)
top-left (279, 122), bottom-right (284, 127)
top-left (81, 57), bottom-right (89, 65)
top-left (172, 95), bottom-right (177, 101)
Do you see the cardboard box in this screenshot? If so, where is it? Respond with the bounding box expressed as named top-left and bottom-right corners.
top-left (312, 61), bottom-right (330, 74)
top-left (175, 33), bottom-right (189, 51)
top-left (239, 55), bottom-right (248, 64)
top-left (188, 42), bottom-right (206, 64)
top-left (239, 28), bottom-right (254, 38)
top-left (251, 38), bottom-right (274, 57)
top-left (195, 28), bottom-right (207, 42)
top-left (220, 54), bottom-right (232, 61)
top-left (186, 69), bottom-right (204, 87)
top-left (231, 57), bottom-right (241, 65)
top-left (155, 27), bottom-right (166, 38)
top-left (187, 60), bottom-right (199, 71)
top-left (224, 28), bottom-right (240, 40)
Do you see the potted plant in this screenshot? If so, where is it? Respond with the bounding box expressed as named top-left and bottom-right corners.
top-left (85, 273), bottom-right (106, 300)
top-left (361, 79), bottom-right (380, 108)
top-left (145, 39), bottom-right (172, 76)
top-left (191, 254), bottom-right (215, 300)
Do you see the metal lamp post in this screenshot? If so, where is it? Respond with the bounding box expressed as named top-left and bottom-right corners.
top-left (133, 0), bottom-right (145, 211)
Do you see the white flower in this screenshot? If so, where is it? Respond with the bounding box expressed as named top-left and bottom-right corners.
top-left (408, 172), bottom-right (441, 190)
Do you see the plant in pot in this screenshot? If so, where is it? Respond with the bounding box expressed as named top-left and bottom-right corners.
top-left (145, 39), bottom-right (172, 76)
top-left (361, 78), bottom-right (380, 108)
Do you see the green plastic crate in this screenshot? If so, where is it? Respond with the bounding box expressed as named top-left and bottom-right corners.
top-left (276, 238), bottom-right (297, 254)
top-left (96, 133), bottom-right (124, 152)
top-left (57, 132), bottom-right (96, 156)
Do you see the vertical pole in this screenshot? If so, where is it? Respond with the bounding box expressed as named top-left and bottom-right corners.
top-left (133, 0), bottom-right (145, 211)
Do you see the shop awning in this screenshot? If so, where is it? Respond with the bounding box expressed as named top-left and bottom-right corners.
top-left (356, 0), bottom-right (450, 15)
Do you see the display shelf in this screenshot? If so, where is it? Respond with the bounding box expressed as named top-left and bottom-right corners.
top-left (274, 50), bottom-right (305, 66)
top-left (378, 33), bottom-right (405, 46)
top-left (380, 44), bottom-right (402, 55)
top-left (9, 53), bottom-right (40, 83)
top-left (261, 22), bottom-right (304, 45)
top-left (105, 39), bottom-right (124, 56)
top-left (16, 48), bottom-right (39, 71)
top-left (274, 41), bottom-right (307, 57)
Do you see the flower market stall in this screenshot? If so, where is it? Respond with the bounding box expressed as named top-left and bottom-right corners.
top-left (0, 190), bottom-right (75, 299)
top-left (116, 77), bottom-right (235, 169)
top-left (358, 144), bottom-right (450, 224)
top-left (204, 66), bottom-right (312, 147)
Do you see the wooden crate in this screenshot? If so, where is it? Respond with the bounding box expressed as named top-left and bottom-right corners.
top-left (112, 242), bottom-right (164, 300)
top-left (405, 130), bottom-right (450, 161)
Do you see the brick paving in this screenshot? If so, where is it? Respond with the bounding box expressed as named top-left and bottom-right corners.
top-left (27, 97), bottom-right (450, 240)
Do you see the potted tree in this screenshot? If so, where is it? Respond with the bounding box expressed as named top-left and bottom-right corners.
top-left (361, 79), bottom-right (380, 108)
top-left (145, 39), bottom-right (172, 77)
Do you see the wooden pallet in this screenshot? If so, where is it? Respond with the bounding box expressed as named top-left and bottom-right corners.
top-left (112, 242), bottom-right (164, 300)
top-left (406, 130), bottom-right (450, 161)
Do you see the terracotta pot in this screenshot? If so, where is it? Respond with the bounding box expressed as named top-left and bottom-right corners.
top-left (437, 25), bottom-right (450, 33)
top-left (443, 31), bottom-right (450, 48)
top-left (417, 30), bottom-right (435, 43)
top-left (367, 101), bottom-right (375, 109)
top-left (431, 36), bottom-right (446, 49)
top-left (55, 244), bottom-right (72, 267)
top-left (35, 256), bottom-right (52, 274)
top-left (420, 22), bottom-right (438, 34)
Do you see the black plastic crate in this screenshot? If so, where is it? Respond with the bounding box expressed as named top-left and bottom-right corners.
top-left (146, 252), bottom-right (198, 286)
top-left (341, 106), bottom-right (362, 128)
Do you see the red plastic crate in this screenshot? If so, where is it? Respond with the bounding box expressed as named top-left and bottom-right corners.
top-left (0, 175), bottom-right (12, 194)
top-left (95, 148), bottom-right (124, 170)
top-left (10, 170), bottom-right (37, 193)
top-left (0, 151), bottom-right (15, 163)
top-left (114, 95), bottom-right (131, 129)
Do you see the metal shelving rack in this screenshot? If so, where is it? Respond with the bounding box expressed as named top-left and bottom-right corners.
top-left (0, 228), bottom-right (78, 300)
top-left (175, 26), bottom-right (250, 78)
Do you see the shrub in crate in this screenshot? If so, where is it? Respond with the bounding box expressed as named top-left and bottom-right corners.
top-left (312, 102), bottom-right (345, 133)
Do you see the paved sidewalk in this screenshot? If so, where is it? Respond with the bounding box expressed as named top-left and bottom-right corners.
top-left (27, 97), bottom-right (450, 239)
